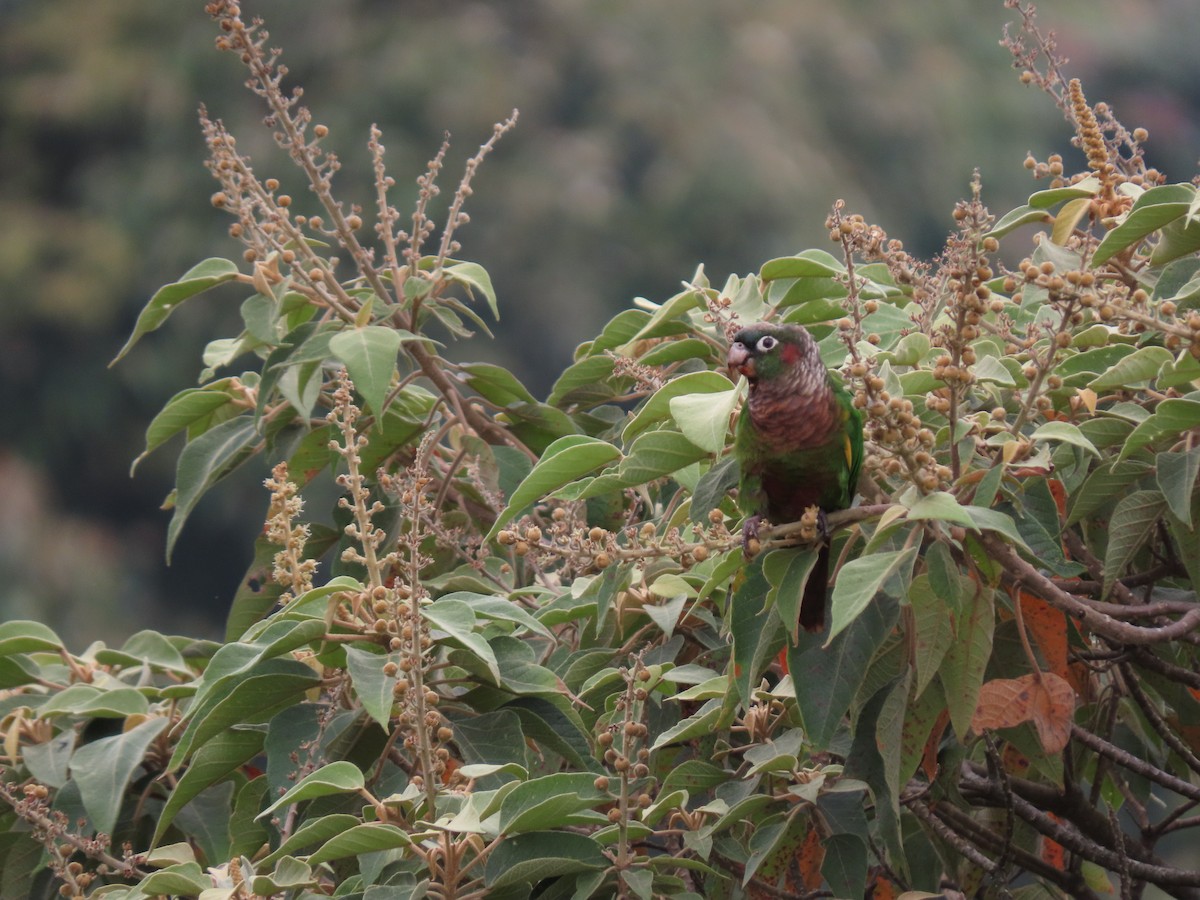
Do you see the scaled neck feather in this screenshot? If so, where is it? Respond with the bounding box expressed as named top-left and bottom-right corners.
top-left (746, 349), bottom-right (838, 450)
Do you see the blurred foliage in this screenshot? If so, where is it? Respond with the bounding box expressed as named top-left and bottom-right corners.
top-left (1, 0), bottom-right (1198, 641)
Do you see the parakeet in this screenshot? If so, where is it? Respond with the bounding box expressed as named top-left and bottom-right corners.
top-left (727, 322), bottom-right (864, 632)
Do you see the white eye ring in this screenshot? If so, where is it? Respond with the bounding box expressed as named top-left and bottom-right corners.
top-left (756, 335), bottom-right (777, 352)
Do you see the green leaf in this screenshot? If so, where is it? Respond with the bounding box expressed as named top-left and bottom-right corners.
top-left (497, 772), bottom-right (607, 835)
top-left (484, 831), bottom-right (607, 889)
top-left (345, 645), bottom-right (401, 731)
top-left (988, 205), bottom-right (1051, 239)
top-left (438, 591), bottom-right (553, 639)
top-left (329, 326), bottom-right (402, 417)
top-left (489, 436), bottom-right (621, 537)
top-left (134, 862), bottom-right (210, 897)
top-left (423, 598), bottom-right (500, 682)
top-left (1088, 346), bottom-right (1172, 390)
top-left (40, 685), bottom-right (148, 718)
top-left (169, 659), bottom-right (321, 768)
top-left (617, 429), bottom-right (708, 485)
top-left (1093, 183), bottom-right (1196, 265)
top-left (0, 620), bottom-right (62, 656)
top-left (822, 833), bottom-right (869, 900)
top-left (1103, 490), bottom-right (1168, 597)
top-left (730, 561), bottom-right (781, 709)
top-left (166, 415), bottom-right (259, 562)
top-left (623, 371), bottom-right (735, 441)
top-left (1066, 459), bottom-right (1151, 525)
top-left (669, 383), bottom-right (741, 454)
top-left (1029, 421), bottom-right (1100, 458)
top-left (826, 548), bottom-right (917, 645)
top-left (258, 761), bottom-right (365, 820)
top-left (760, 252), bottom-right (845, 281)
top-left (1157, 448), bottom-right (1200, 527)
top-left (906, 491), bottom-right (975, 527)
top-left (111, 258), bottom-right (240, 364)
top-left (1028, 176), bottom-right (1102, 209)
top-left (460, 362), bottom-right (538, 406)
top-left (131, 384), bottom-right (235, 475)
top-left (1151, 211), bottom-right (1200, 265)
top-left (791, 593), bottom-right (897, 750)
top-left (151, 729), bottom-right (265, 848)
top-left (444, 259), bottom-right (500, 319)
top-left (940, 587), bottom-right (995, 737)
top-left (1120, 399), bottom-right (1200, 460)
top-left (767, 548), bottom-right (819, 644)
top-left (70, 717), bottom-right (169, 835)
top-left (651, 698), bottom-right (722, 750)
top-left (910, 575), bottom-right (954, 698)
top-left (254, 814), bottom-right (361, 867)
top-left (547, 355), bottom-right (617, 408)
top-left (305, 823), bottom-right (413, 865)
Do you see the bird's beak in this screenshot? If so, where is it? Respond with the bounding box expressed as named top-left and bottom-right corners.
top-left (727, 343), bottom-right (754, 379)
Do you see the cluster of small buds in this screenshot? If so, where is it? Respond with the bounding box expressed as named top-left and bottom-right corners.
top-left (496, 506), bottom-right (733, 578)
top-left (701, 291), bottom-right (735, 327)
top-left (595, 664), bottom-right (656, 821)
top-left (609, 351), bottom-right (666, 394)
top-left (797, 506), bottom-right (821, 543)
top-left (263, 462), bottom-right (318, 599)
top-left (827, 210), bottom-right (887, 258)
top-left (849, 361), bottom-right (941, 491)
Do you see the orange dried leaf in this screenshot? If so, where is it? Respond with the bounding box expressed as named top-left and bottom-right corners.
top-left (799, 826), bottom-right (826, 893)
top-left (921, 708), bottom-right (951, 782)
top-left (1041, 812), bottom-right (1067, 870)
top-left (972, 672), bottom-right (1075, 754)
top-left (973, 675), bottom-right (1038, 731)
top-left (1019, 590), bottom-right (1069, 681)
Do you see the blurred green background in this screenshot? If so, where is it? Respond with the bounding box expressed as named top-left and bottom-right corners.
top-left (2, 0), bottom-right (1196, 646)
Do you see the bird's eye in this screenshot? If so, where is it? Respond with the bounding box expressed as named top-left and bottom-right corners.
top-left (756, 335), bottom-right (777, 352)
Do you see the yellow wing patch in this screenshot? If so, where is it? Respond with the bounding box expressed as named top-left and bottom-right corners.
top-left (844, 432), bottom-right (854, 469)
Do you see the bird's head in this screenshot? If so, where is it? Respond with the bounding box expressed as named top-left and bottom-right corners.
top-left (727, 323), bottom-right (818, 389)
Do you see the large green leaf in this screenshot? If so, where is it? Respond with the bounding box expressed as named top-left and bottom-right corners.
top-left (151, 729), bottom-right (265, 848)
top-left (423, 598), bottom-right (500, 682)
top-left (1088, 346), bottom-right (1172, 391)
top-left (305, 823), bottom-right (413, 865)
top-left (669, 383), bottom-right (741, 453)
top-left (1157, 448), bottom-right (1200, 527)
top-left (329, 325), bottom-right (403, 417)
top-left (258, 761), bottom-right (365, 820)
top-left (1103, 490), bottom-right (1168, 597)
top-left (345, 645), bottom-right (401, 731)
top-left (483, 831), bottom-right (608, 889)
top-left (165, 415), bottom-right (260, 561)
top-left (111, 258), bottom-right (241, 364)
top-left (497, 772), bottom-right (608, 835)
top-left (623, 371), bottom-right (735, 441)
top-left (1092, 184), bottom-right (1196, 265)
top-left (939, 587), bottom-right (995, 737)
top-left (488, 435), bottom-right (621, 537)
top-left (70, 717), bottom-right (169, 835)
top-left (826, 548), bottom-right (917, 645)
top-left (131, 382), bottom-right (236, 475)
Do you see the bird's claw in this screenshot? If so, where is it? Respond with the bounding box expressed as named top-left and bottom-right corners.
top-left (816, 508), bottom-right (830, 542)
top-left (742, 515), bottom-right (763, 558)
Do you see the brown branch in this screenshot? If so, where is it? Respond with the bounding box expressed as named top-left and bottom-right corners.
top-left (977, 532), bottom-right (1200, 645)
top-left (1069, 725), bottom-right (1200, 802)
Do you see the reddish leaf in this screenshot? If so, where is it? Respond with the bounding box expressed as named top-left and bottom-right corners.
top-left (1018, 590), bottom-right (1069, 682)
top-left (922, 709), bottom-right (951, 782)
top-left (972, 672), bottom-right (1075, 753)
top-left (1041, 812), bottom-right (1067, 870)
top-left (799, 826), bottom-right (826, 893)
top-left (1000, 742), bottom-right (1032, 778)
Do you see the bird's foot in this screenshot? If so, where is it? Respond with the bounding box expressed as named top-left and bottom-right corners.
top-left (816, 508), bottom-right (830, 542)
top-left (742, 515), bottom-right (763, 558)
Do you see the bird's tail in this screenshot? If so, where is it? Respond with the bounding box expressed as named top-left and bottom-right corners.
top-left (799, 542), bottom-right (830, 632)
